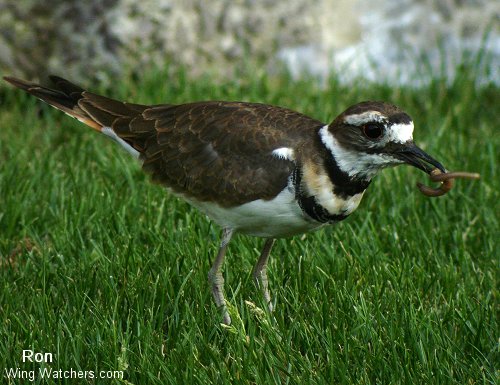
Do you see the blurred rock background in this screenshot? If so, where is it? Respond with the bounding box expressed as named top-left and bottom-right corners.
top-left (0, 0), bottom-right (498, 86)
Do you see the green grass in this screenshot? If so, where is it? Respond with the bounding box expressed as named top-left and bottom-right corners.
top-left (0, 67), bottom-right (498, 385)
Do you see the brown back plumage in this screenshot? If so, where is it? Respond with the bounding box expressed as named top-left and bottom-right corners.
top-left (4, 76), bottom-right (325, 206)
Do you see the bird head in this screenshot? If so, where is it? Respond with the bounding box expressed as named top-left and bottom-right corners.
top-left (321, 101), bottom-right (445, 181)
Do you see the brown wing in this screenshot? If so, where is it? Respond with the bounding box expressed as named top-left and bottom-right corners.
top-left (4, 76), bottom-right (324, 206)
top-left (137, 102), bottom-right (324, 206)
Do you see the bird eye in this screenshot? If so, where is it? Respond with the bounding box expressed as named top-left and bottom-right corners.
top-left (363, 123), bottom-right (384, 139)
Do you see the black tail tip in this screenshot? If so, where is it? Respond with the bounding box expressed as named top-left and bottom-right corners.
top-left (3, 76), bottom-right (33, 90)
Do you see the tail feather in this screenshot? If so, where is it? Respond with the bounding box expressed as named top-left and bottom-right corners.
top-left (3, 75), bottom-right (158, 157)
top-left (48, 75), bottom-right (85, 97)
top-left (3, 75), bottom-right (102, 131)
top-left (82, 91), bottom-right (137, 117)
top-left (79, 99), bottom-right (119, 127)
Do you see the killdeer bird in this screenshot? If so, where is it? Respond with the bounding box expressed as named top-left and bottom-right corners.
top-left (4, 75), bottom-right (446, 325)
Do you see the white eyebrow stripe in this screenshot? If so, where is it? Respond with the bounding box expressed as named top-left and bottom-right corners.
top-left (272, 147), bottom-right (295, 161)
top-left (343, 111), bottom-right (386, 126)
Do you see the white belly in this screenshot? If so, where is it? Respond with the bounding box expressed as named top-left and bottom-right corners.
top-left (178, 177), bottom-right (365, 238)
top-left (188, 186), bottom-right (323, 238)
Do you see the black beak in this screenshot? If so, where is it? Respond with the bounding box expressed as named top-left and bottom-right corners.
top-left (394, 143), bottom-right (446, 174)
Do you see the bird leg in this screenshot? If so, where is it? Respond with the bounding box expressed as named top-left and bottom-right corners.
top-left (208, 228), bottom-right (233, 325)
top-left (253, 238), bottom-right (276, 312)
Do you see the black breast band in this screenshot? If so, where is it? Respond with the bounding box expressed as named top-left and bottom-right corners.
top-left (293, 168), bottom-right (350, 224)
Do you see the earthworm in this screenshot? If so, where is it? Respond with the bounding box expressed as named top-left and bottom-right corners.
top-left (417, 169), bottom-right (480, 197)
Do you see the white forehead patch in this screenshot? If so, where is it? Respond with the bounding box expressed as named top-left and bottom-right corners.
top-left (343, 111), bottom-right (386, 126)
top-left (272, 147), bottom-right (295, 161)
top-left (386, 122), bottom-right (414, 144)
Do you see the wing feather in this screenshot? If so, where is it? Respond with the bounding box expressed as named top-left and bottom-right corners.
top-left (4, 75), bottom-right (324, 206)
top-left (137, 101), bottom-right (323, 206)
